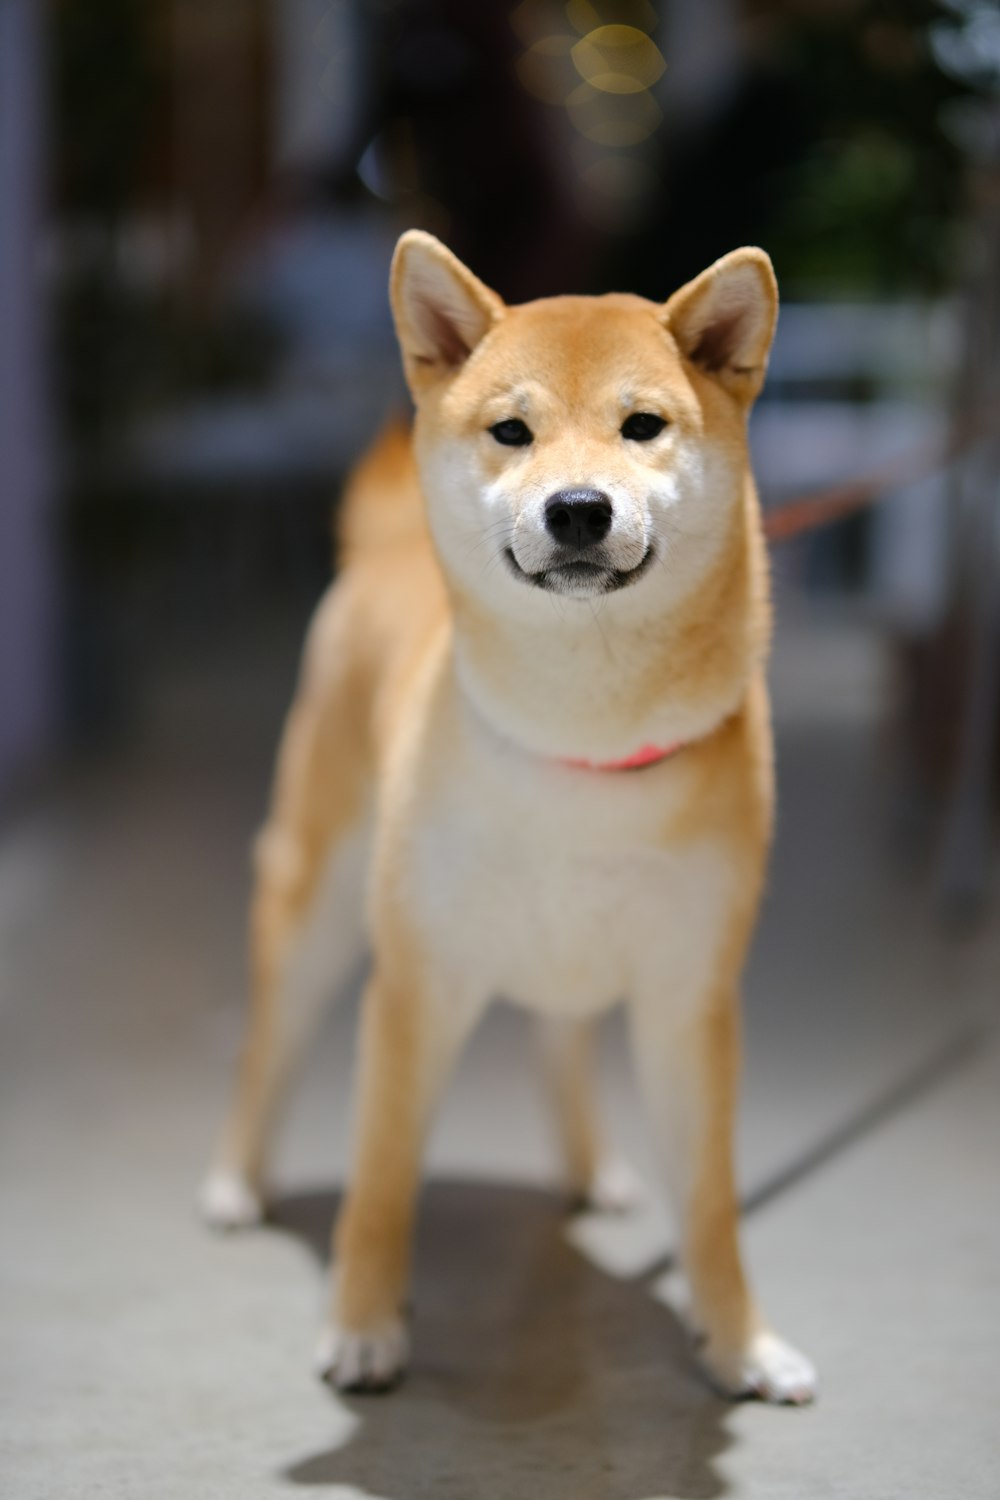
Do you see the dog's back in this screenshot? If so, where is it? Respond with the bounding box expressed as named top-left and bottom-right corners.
top-left (337, 416), bottom-right (424, 561)
top-left (324, 418), bottom-right (448, 747)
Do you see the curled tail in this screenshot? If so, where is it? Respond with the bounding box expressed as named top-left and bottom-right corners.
top-left (337, 416), bottom-right (425, 562)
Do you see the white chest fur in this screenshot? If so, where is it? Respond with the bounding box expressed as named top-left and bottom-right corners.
top-left (395, 686), bottom-right (739, 1019)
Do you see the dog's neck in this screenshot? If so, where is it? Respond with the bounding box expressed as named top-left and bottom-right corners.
top-left (447, 501), bottom-right (768, 766)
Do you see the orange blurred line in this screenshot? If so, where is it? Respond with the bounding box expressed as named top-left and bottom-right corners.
top-left (762, 405), bottom-right (998, 543)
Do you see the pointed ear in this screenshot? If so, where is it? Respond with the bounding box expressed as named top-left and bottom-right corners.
top-left (664, 248), bottom-right (778, 403)
top-left (390, 230), bottom-right (504, 395)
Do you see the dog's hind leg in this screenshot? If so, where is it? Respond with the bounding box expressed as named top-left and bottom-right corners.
top-left (201, 610), bottom-right (371, 1229)
top-left (539, 1019), bottom-right (642, 1213)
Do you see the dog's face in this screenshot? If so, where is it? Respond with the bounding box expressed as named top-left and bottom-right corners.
top-left (391, 233), bottom-right (777, 622)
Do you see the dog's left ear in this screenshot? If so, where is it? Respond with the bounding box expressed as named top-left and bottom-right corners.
top-left (391, 230), bottom-right (505, 397)
top-left (663, 248), bottom-right (778, 404)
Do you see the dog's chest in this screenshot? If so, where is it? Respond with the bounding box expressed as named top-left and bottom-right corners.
top-left (404, 743), bottom-right (734, 1016)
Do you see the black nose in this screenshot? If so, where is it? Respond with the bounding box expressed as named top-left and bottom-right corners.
top-left (543, 489), bottom-right (613, 550)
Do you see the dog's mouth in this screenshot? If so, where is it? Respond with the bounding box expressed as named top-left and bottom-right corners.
top-left (503, 546), bottom-right (654, 596)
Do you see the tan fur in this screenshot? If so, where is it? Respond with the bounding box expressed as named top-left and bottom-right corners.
top-left (203, 232), bottom-right (816, 1404)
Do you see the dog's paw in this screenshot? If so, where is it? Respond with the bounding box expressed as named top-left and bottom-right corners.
top-left (701, 1329), bottom-right (817, 1406)
top-left (583, 1155), bottom-right (645, 1214)
top-left (198, 1169), bottom-right (264, 1231)
top-left (314, 1319), bottom-right (409, 1394)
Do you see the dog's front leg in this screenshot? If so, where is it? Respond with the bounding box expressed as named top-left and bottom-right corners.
top-left (316, 967), bottom-right (484, 1392)
top-left (629, 984), bottom-right (817, 1404)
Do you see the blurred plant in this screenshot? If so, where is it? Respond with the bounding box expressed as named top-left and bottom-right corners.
top-left (764, 0), bottom-right (988, 295)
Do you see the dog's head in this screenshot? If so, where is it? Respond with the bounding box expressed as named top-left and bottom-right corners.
top-left (391, 232), bottom-right (776, 621)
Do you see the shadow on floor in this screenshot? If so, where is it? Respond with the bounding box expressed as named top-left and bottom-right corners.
top-left (269, 1182), bottom-right (737, 1500)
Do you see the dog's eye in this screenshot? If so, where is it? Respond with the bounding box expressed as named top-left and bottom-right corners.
top-left (490, 418), bottom-right (533, 447)
top-left (621, 412), bottom-right (666, 441)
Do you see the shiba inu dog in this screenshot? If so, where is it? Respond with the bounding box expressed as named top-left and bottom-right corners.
top-left (201, 231), bottom-right (817, 1404)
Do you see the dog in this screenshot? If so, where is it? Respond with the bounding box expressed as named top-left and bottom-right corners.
top-left (200, 230), bottom-right (817, 1405)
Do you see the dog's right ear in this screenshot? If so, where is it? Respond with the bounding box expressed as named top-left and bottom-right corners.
top-left (390, 231), bottom-right (504, 396)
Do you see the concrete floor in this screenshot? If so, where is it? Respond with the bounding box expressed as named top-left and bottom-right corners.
top-left (1, 616), bottom-right (999, 1498)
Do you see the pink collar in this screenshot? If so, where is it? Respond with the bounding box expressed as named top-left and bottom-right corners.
top-left (560, 741), bottom-right (683, 772)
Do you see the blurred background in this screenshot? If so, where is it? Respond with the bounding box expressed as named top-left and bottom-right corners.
top-left (3, 3), bottom-right (1000, 1497)
top-left (3, 0), bottom-right (1000, 903)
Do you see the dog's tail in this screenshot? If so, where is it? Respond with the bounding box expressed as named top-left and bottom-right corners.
top-left (337, 414), bottom-right (424, 561)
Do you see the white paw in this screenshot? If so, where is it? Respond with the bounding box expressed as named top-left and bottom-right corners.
top-left (702, 1329), bottom-right (817, 1406)
top-left (198, 1169), bottom-right (264, 1231)
top-left (585, 1156), bottom-right (645, 1214)
top-left (314, 1319), bottom-right (409, 1393)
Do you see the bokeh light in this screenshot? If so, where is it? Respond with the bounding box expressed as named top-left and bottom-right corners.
top-left (570, 24), bottom-right (665, 95)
